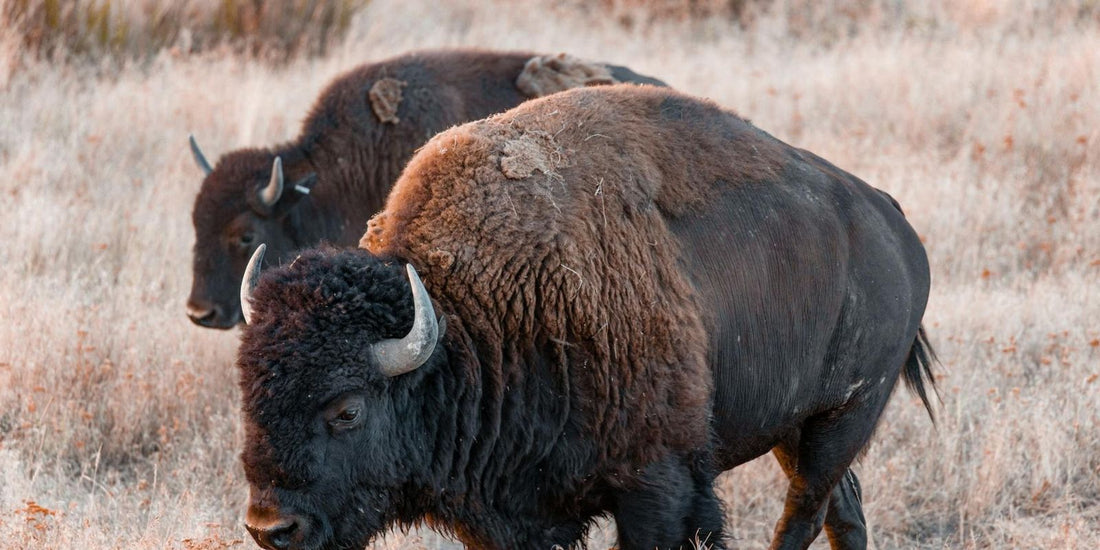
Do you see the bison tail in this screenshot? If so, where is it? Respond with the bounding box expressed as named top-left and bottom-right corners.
top-left (903, 325), bottom-right (940, 424)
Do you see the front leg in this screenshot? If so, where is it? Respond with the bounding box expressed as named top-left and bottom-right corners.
top-left (612, 454), bottom-right (726, 550)
top-left (452, 510), bottom-right (591, 550)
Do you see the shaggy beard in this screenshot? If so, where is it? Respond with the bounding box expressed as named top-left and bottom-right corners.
top-left (322, 488), bottom-right (393, 550)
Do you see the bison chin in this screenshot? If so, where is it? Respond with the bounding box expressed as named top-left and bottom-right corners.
top-left (315, 490), bottom-right (393, 550)
top-left (246, 486), bottom-right (391, 550)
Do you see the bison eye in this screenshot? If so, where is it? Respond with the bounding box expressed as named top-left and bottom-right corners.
top-left (324, 394), bottom-right (365, 432)
top-left (329, 407), bottom-right (361, 430)
top-left (238, 232), bottom-right (255, 248)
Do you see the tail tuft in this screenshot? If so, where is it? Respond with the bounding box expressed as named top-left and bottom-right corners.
top-left (904, 325), bottom-right (940, 424)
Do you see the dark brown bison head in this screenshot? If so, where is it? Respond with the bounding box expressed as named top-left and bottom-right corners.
top-left (187, 136), bottom-right (316, 328)
top-left (236, 246), bottom-right (443, 550)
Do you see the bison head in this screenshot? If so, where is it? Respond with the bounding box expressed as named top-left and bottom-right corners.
top-left (187, 136), bottom-right (317, 329)
top-left (236, 247), bottom-right (443, 550)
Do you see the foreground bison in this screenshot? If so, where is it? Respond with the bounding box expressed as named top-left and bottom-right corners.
top-left (235, 85), bottom-right (936, 550)
top-left (187, 50), bottom-right (666, 328)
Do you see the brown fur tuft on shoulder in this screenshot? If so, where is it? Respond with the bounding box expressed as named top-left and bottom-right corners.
top-left (368, 77), bottom-right (408, 124)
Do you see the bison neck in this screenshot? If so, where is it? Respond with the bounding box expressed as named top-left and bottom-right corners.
top-left (273, 138), bottom-right (395, 248)
top-left (384, 323), bottom-right (606, 548)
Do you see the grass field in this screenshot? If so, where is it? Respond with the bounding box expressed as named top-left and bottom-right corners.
top-left (1, 0), bottom-right (1097, 548)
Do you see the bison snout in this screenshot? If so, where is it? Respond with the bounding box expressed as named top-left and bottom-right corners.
top-left (246, 508), bottom-right (310, 550)
top-left (186, 302), bottom-right (215, 323)
top-left (185, 299), bottom-right (238, 329)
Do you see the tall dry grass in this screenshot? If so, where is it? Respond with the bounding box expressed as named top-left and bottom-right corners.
top-left (2, 0), bottom-right (366, 67)
top-left (1, 0), bottom-right (1097, 548)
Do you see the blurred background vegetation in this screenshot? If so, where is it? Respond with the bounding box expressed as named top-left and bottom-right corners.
top-left (5, 0), bottom-right (1100, 69)
top-left (2, 0), bottom-right (368, 64)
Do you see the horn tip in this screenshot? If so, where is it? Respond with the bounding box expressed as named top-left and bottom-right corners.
top-left (249, 244), bottom-right (267, 274)
top-left (241, 243), bottom-right (267, 325)
top-left (189, 134), bottom-right (214, 175)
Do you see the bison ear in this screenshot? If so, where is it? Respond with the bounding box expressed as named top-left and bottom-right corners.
top-left (292, 173), bottom-right (317, 196)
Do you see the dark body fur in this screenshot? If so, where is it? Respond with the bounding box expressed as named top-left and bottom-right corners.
top-left (237, 85), bottom-right (936, 550)
top-left (187, 49), bottom-right (666, 328)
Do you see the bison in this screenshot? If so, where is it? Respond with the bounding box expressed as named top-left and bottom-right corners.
top-left (187, 49), bottom-right (666, 328)
top-left (235, 85), bottom-right (937, 550)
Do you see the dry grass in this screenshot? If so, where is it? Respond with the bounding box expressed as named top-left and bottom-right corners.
top-left (1, 0), bottom-right (1098, 548)
top-left (2, 0), bottom-right (365, 65)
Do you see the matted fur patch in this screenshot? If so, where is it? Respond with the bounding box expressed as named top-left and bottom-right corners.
top-left (427, 248), bottom-right (456, 272)
top-left (368, 77), bottom-right (408, 124)
top-left (500, 130), bottom-right (562, 180)
top-left (515, 53), bottom-right (618, 98)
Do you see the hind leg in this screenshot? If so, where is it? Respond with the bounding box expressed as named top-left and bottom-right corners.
top-left (769, 403), bottom-right (884, 550)
top-left (773, 440), bottom-right (867, 550)
top-left (824, 469), bottom-right (867, 549)
top-left (613, 454), bottom-right (726, 550)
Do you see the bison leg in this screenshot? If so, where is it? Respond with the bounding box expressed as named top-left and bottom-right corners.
top-left (773, 441), bottom-right (868, 550)
top-left (612, 454), bottom-right (726, 550)
top-left (683, 457), bottom-right (727, 549)
top-left (769, 406), bottom-right (881, 550)
top-left (823, 469), bottom-right (868, 549)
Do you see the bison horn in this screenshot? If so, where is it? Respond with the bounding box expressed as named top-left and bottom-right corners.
top-left (189, 134), bottom-right (213, 175)
top-left (371, 264), bottom-right (439, 377)
top-left (240, 244), bottom-right (266, 325)
top-left (260, 157), bottom-right (284, 207)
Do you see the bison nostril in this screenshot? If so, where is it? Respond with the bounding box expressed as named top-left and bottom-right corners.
top-left (268, 520), bottom-right (296, 549)
top-left (186, 302), bottom-right (216, 323)
top-left (186, 307), bottom-right (215, 322)
top-left (247, 516), bottom-right (305, 550)
top-left (186, 301), bottom-right (238, 329)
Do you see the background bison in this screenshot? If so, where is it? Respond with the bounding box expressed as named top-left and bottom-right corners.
top-left (187, 49), bottom-right (665, 328)
top-left (236, 85), bottom-right (935, 550)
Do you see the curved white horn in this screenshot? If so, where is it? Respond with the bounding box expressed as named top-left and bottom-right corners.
top-left (371, 265), bottom-right (439, 377)
top-left (260, 157), bottom-right (284, 207)
top-left (189, 134), bottom-right (213, 175)
top-left (240, 244), bottom-right (266, 325)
